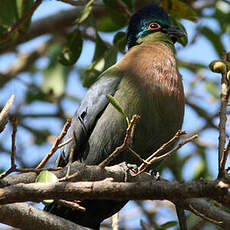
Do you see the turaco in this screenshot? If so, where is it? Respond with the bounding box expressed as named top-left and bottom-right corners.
top-left (45, 4), bottom-right (186, 229)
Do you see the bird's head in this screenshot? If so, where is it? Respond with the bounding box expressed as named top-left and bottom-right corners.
top-left (127, 4), bottom-right (186, 49)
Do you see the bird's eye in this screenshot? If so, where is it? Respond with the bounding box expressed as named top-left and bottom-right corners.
top-left (148, 22), bottom-right (161, 30)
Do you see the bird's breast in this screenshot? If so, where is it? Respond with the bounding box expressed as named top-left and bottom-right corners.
top-left (115, 41), bottom-right (185, 157)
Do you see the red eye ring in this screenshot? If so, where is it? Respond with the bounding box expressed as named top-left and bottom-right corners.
top-left (148, 22), bottom-right (161, 30)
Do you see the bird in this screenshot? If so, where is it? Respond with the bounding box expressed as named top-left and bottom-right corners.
top-left (45, 4), bottom-right (186, 229)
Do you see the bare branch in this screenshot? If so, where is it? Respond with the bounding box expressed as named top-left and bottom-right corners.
top-left (1, 162), bottom-right (230, 229)
top-left (0, 119), bottom-right (18, 179)
top-left (0, 8), bottom-right (102, 54)
top-left (58, 137), bottom-right (74, 148)
top-left (0, 180), bottom-right (227, 205)
top-left (188, 202), bottom-right (223, 225)
top-left (0, 162), bottom-right (152, 188)
top-left (137, 132), bottom-right (197, 175)
top-left (99, 115), bottom-right (141, 168)
top-left (57, 199), bottom-right (86, 212)
top-left (218, 53), bottom-right (230, 178)
top-left (36, 119), bottom-right (72, 169)
top-left (61, 143), bottom-right (75, 180)
top-left (11, 118), bottom-right (17, 168)
top-left (175, 204), bottom-right (188, 230)
top-left (149, 134), bottom-right (198, 163)
top-left (116, 0), bottom-right (132, 18)
top-left (0, 203), bottom-right (88, 230)
top-left (181, 198), bottom-right (230, 229)
top-left (59, 0), bottom-right (87, 7)
top-left (0, 95), bottom-right (15, 133)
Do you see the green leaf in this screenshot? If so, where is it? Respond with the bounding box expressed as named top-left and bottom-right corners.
top-left (140, 220), bottom-right (152, 230)
top-left (75, 0), bottom-right (94, 24)
top-left (36, 170), bottom-right (59, 204)
top-left (205, 81), bottom-right (220, 100)
top-left (194, 160), bottom-right (206, 179)
top-left (160, 0), bottom-right (197, 22)
top-left (200, 26), bottom-right (225, 58)
top-left (164, 153), bottom-right (183, 180)
top-left (0, 0), bottom-right (34, 45)
top-left (0, 29), bottom-right (18, 48)
top-left (43, 43), bottom-right (70, 97)
top-left (34, 129), bottom-right (51, 145)
top-left (113, 31), bottom-right (127, 52)
top-left (214, 7), bottom-right (230, 34)
top-left (106, 94), bottom-right (129, 126)
top-left (58, 28), bottom-right (83, 66)
top-left (103, 0), bottom-right (133, 11)
top-left (83, 46), bottom-right (118, 87)
top-left (26, 90), bottom-right (56, 104)
top-left (97, 16), bottom-right (126, 32)
top-left (99, 0), bottom-right (129, 31)
top-left (160, 221), bottom-right (178, 229)
top-left (194, 144), bottom-right (210, 179)
top-left (16, 0), bottom-right (33, 32)
top-left (0, 0), bottom-right (19, 45)
top-left (47, 43), bottom-right (62, 64)
top-left (93, 32), bottom-right (108, 61)
top-left (42, 63), bottom-right (69, 97)
top-left (36, 170), bottom-right (59, 183)
top-left (0, 0), bottom-right (18, 27)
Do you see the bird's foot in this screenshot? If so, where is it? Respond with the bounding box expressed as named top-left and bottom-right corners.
top-left (119, 162), bottom-right (138, 182)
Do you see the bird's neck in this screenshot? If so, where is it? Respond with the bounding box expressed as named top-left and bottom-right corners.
top-left (136, 32), bottom-right (175, 52)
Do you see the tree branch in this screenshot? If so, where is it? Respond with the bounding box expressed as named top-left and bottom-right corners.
top-left (218, 52), bottom-right (230, 177)
top-left (1, 161), bottom-right (230, 228)
top-left (0, 161), bottom-right (152, 188)
top-left (0, 203), bottom-right (89, 230)
top-left (0, 94), bottom-right (15, 133)
top-left (0, 179), bottom-right (227, 205)
top-left (36, 119), bottom-right (71, 169)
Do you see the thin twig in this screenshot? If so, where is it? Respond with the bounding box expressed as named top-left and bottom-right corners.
top-left (175, 204), bottom-right (188, 230)
top-left (127, 147), bottom-right (148, 164)
top-left (62, 144), bottom-right (75, 180)
top-left (58, 0), bottom-right (87, 7)
top-left (222, 135), bottom-right (230, 173)
top-left (0, 119), bottom-right (18, 179)
top-left (14, 167), bottom-right (62, 173)
top-left (11, 119), bottom-right (17, 169)
top-left (188, 204), bottom-right (223, 225)
top-left (98, 115), bottom-right (140, 168)
top-left (36, 119), bottom-right (71, 169)
top-left (56, 199), bottom-right (86, 212)
top-left (218, 52), bottom-right (230, 178)
top-left (58, 137), bottom-right (73, 148)
top-left (136, 134), bottom-right (198, 175)
top-left (59, 170), bottom-right (80, 182)
top-left (189, 219), bottom-right (206, 230)
top-left (0, 95), bottom-right (15, 133)
top-left (138, 130), bottom-right (186, 172)
top-left (116, 0), bottom-right (132, 18)
top-left (0, 0), bottom-right (43, 43)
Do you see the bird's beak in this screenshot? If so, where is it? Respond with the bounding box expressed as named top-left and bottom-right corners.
top-left (167, 26), bottom-right (187, 43)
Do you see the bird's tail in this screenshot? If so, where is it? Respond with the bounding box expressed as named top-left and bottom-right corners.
top-left (44, 199), bottom-right (128, 230)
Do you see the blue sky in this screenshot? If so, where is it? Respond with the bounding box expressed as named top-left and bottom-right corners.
top-left (0, 1), bottom-right (229, 229)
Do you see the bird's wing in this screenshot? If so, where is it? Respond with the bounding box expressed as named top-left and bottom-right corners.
top-left (56, 65), bottom-right (123, 167)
